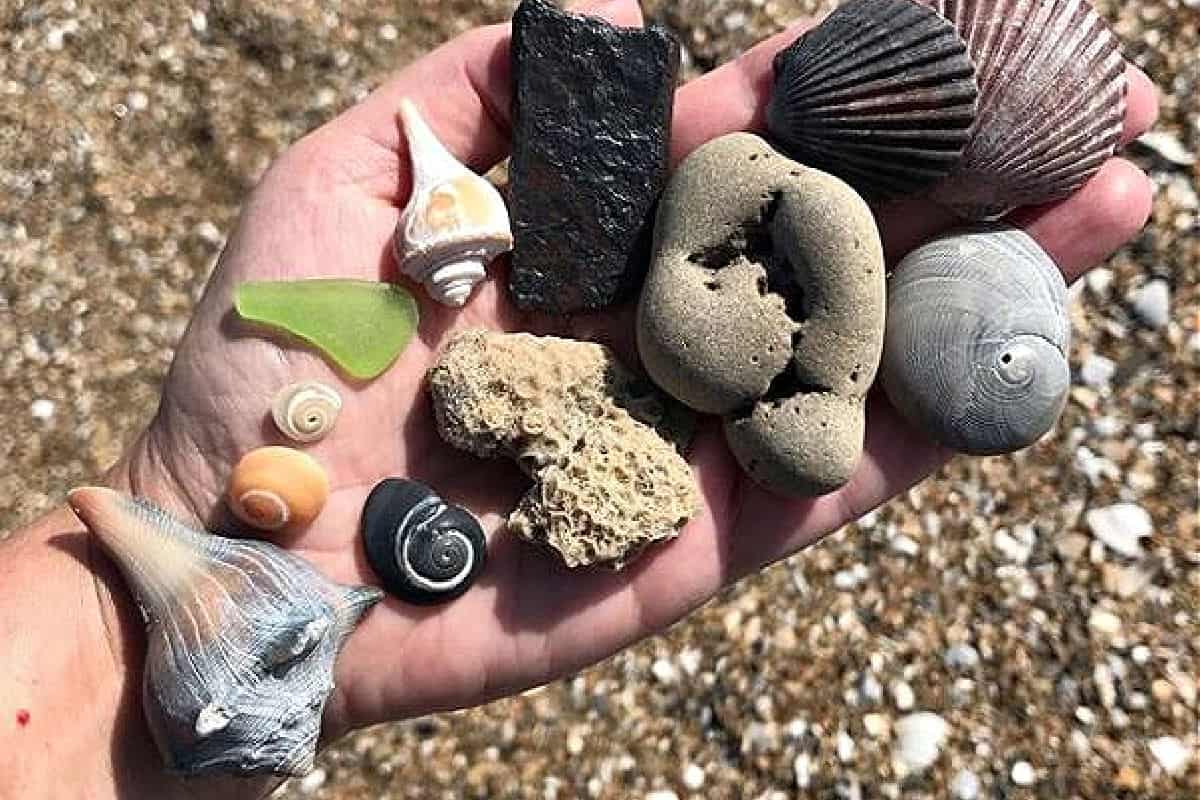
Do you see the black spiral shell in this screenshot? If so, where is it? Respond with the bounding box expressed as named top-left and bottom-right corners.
top-left (361, 479), bottom-right (487, 604)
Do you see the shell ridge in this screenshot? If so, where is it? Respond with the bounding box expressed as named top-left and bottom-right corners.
top-left (794, 144), bottom-right (961, 182)
top-left (972, 234), bottom-right (1067, 322)
top-left (239, 544), bottom-right (307, 602)
top-left (782, 16), bottom-right (968, 101)
top-left (396, 99), bottom-right (511, 306)
top-left (995, 136), bottom-right (1112, 197)
top-left (180, 567), bottom-right (260, 684)
top-left (985, 90), bottom-right (1121, 176)
top-left (781, 131), bottom-right (971, 182)
top-left (776, 0), bottom-right (964, 96)
top-left (399, 98), bottom-right (469, 197)
top-left (402, 528), bottom-right (476, 592)
top-left (973, 14), bottom-right (1113, 167)
top-left (786, 109), bottom-right (975, 132)
top-left (790, 148), bottom-right (963, 180)
top-left (116, 500), bottom-right (213, 619)
top-left (811, 27), bottom-right (966, 91)
top-left (361, 478), bottom-right (487, 603)
top-left (70, 488), bottom-right (378, 778)
top-left (783, 60), bottom-right (974, 113)
top-left (882, 223), bottom-right (1070, 452)
top-left (798, 136), bottom-right (969, 159)
top-left (962, 0), bottom-right (1050, 122)
top-left (920, 0), bottom-right (1126, 216)
top-left (981, 46), bottom-right (1124, 177)
top-left (780, 103), bottom-right (975, 142)
top-left (969, 23), bottom-right (1038, 128)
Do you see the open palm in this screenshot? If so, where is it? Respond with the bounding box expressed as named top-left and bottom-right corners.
top-left (114, 0), bottom-right (1157, 753)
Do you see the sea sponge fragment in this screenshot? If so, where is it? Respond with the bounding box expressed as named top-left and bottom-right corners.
top-left (427, 329), bottom-right (698, 568)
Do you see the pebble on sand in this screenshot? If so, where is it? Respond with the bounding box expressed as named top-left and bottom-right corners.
top-left (893, 713), bottom-right (949, 774)
top-left (950, 769), bottom-right (981, 799)
top-left (1148, 736), bottom-right (1192, 776)
top-left (1078, 354), bottom-right (1117, 389)
top-left (1132, 279), bottom-right (1171, 329)
top-left (1010, 761), bottom-right (1036, 786)
top-left (1088, 609), bottom-right (1123, 637)
top-left (30, 398), bottom-right (55, 420)
top-left (1085, 503), bottom-right (1153, 558)
top-left (891, 680), bottom-right (915, 711)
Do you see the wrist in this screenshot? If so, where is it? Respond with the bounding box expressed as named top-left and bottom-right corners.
top-left (0, 441), bottom-right (278, 800)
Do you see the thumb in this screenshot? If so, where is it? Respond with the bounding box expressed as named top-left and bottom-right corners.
top-left (303, 0), bottom-right (646, 200)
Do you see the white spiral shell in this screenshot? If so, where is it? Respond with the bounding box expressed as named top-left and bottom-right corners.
top-left (881, 224), bottom-right (1071, 454)
top-left (270, 380), bottom-right (342, 443)
top-left (394, 98), bottom-right (513, 307)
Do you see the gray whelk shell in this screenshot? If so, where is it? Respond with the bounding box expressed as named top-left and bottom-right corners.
top-left (766, 0), bottom-right (978, 201)
top-left (68, 487), bottom-right (382, 777)
top-left (880, 224), bottom-right (1070, 454)
top-left (918, 0), bottom-right (1128, 219)
top-left (360, 478), bottom-right (487, 604)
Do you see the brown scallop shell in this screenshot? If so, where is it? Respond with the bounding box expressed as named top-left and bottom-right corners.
top-left (765, 0), bottom-right (979, 201)
top-left (917, 0), bottom-right (1128, 219)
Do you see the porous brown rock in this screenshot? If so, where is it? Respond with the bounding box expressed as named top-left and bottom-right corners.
top-left (427, 329), bottom-right (698, 567)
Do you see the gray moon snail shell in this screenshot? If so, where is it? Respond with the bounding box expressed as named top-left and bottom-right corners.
top-left (766, 0), bottom-right (979, 201)
top-left (361, 478), bottom-right (487, 604)
top-left (880, 223), bottom-right (1071, 455)
top-left (67, 486), bottom-right (382, 777)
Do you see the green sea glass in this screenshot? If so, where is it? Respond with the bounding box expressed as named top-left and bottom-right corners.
top-left (234, 279), bottom-right (419, 381)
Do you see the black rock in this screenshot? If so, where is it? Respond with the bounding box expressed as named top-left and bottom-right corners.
top-left (509, 0), bottom-right (680, 314)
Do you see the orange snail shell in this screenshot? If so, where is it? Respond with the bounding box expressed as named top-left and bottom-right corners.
top-left (227, 446), bottom-right (329, 531)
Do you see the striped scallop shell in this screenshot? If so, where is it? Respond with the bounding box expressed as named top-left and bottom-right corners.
top-left (917, 0), bottom-right (1128, 219)
top-left (766, 0), bottom-right (979, 201)
top-left (880, 224), bottom-right (1070, 454)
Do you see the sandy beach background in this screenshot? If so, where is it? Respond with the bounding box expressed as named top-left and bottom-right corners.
top-left (1, 0), bottom-right (1196, 797)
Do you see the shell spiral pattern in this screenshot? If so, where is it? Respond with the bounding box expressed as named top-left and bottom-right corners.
top-left (227, 446), bottom-right (329, 532)
top-left (917, 0), bottom-right (1128, 218)
top-left (880, 223), bottom-right (1071, 454)
top-left (67, 487), bottom-right (382, 777)
top-left (361, 478), bottom-right (487, 604)
top-left (271, 381), bottom-right (342, 443)
top-left (766, 0), bottom-right (978, 201)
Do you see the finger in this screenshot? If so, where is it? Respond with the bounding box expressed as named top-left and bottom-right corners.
top-left (1011, 157), bottom-right (1154, 283)
top-left (305, 0), bottom-right (645, 196)
top-left (669, 24), bottom-right (810, 167)
top-left (1122, 65), bottom-right (1160, 145)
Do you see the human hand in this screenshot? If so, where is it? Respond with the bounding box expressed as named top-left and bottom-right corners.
top-left (96, 0), bottom-right (1158, 778)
